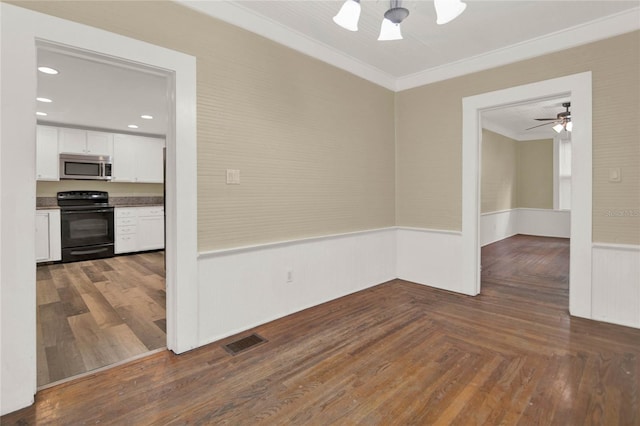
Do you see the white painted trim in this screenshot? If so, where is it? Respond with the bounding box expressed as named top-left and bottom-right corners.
top-left (592, 242), bottom-right (640, 252)
top-left (0, 3), bottom-right (198, 415)
top-left (199, 227), bottom-right (396, 258)
top-left (178, 2), bottom-right (638, 93)
top-left (178, 0), bottom-right (397, 91)
top-left (592, 244), bottom-right (640, 329)
top-left (394, 226), bottom-right (462, 236)
top-left (197, 228), bottom-right (397, 346)
top-left (463, 72), bottom-right (593, 316)
top-left (396, 8), bottom-right (640, 91)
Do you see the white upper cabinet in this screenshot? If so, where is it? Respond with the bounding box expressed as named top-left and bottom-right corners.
top-left (58, 127), bottom-right (113, 156)
top-left (36, 124), bottom-right (163, 183)
top-left (36, 125), bottom-right (59, 181)
top-left (112, 134), bottom-right (164, 183)
top-left (86, 131), bottom-right (114, 156)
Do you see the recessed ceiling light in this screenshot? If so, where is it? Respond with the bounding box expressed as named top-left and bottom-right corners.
top-left (38, 66), bottom-right (59, 75)
top-left (128, 124), bottom-right (139, 129)
top-left (36, 112), bottom-right (48, 116)
top-left (36, 97), bottom-right (52, 103)
top-left (140, 115), bottom-right (153, 120)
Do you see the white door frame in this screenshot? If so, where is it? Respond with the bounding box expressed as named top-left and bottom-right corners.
top-left (1, 3), bottom-right (198, 415)
top-left (461, 72), bottom-right (592, 317)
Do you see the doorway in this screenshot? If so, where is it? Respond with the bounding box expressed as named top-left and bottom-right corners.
top-left (461, 72), bottom-right (593, 319)
top-left (35, 44), bottom-right (170, 387)
top-left (1, 3), bottom-right (197, 414)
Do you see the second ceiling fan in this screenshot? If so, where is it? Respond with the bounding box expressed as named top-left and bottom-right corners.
top-left (526, 102), bottom-right (572, 133)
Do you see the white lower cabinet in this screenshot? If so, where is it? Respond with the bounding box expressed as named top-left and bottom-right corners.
top-left (36, 209), bottom-right (61, 263)
top-left (115, 206), bottom-right (164, 254)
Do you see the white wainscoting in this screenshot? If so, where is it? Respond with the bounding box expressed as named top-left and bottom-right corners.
top-left (197, 228), bottom-right (397, 346)
top-left (396, 227), bottom-right (468, 294)
top-left (591, 243), bottom-right (640, 328)
top-left (480, 210), bottom-right (518, 246)
top-left (517, 208), bottom-right (570, 239)
top-left (481, 208), bottom-right (570, 246)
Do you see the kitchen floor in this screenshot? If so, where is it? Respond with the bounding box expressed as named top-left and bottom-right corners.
top-left (36, 251), bottom-right (166, 387)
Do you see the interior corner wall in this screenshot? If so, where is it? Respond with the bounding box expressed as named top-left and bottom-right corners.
top-left (481, 129), bottom-right (518, 214)
top-left (396, 30), bottom-right (640, 246)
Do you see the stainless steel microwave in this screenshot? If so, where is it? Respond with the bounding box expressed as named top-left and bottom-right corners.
top-left (59, 153), bottom-right (112, 180)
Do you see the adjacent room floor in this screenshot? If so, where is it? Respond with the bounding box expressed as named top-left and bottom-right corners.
top-left (5, 236), bottom-right (639, 424)
top-left (36, 251), bottom-right (166, 387)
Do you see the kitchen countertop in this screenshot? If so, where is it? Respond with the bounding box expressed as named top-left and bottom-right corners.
top-left (36, 196), bottom-right (164, 209)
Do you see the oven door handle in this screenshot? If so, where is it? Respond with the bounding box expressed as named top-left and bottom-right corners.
top-left (61, 209), bottom-right (113, 214)
top-left (69, 247), bottom-right (112, 255)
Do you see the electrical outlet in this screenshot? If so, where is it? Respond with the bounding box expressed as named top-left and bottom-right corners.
top-left (286, 269), bottom-right (293, 283)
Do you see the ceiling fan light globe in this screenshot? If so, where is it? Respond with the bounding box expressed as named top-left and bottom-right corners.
top-left (553, 123), bottom-right (564, 133)
top-left (378, 18), bottom-right (403, 41)
top-left (333, 0), bottom-right (361, 31)
top-left (565, 121), bottom-right (573, 132)
top-left (435, 0), bottom-right (467, 25)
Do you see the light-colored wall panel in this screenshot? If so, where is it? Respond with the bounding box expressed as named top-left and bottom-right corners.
top-left (517, 139), bottom-right (553, 209)
top-left (397, 31), bottom-right (640, 244)
top-left (197, 228), bottom-right (397, 345)
top-left (592, 243), bottom-right (640, 328)
top-left (15, 1), bottom-right (396, 251)
top-left (481, 129), bottom-right (517, 213)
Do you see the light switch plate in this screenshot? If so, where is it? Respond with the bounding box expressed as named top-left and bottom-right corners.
top-left (609, 168), bottom-right (621, 183)
top-left (226, 169), bottom-right (240, 184)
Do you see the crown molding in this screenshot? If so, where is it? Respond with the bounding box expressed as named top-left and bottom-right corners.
top-left (396, 7), bottom-right (640, 91)
top-left (178, 2), bottom-right (639, 93)
top-left (178, 0), bottom-right (397, 91)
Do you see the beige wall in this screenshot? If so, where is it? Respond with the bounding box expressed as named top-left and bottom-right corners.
top-left (481, 130), bottom-right (553, 213)
top-left (397, 31), bottom-right (640, 244)
top-left (15, 1), bottom-right (397, 251)
top-left (517, 139), bottom-right (553, 209)
top-left (36, 181), bottom-right (163, 198)
top-left (481, 129), bottom-right (518, 213)
top-left (8, 3), bottom-right (640, 245)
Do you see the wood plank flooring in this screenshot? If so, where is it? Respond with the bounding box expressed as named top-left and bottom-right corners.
top-left (4, 235), bottom-right (640, 424)
top-left (35, 251), bottom-right (166, 387)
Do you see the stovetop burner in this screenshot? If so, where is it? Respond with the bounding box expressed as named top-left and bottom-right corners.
top-left (57, 190), bottom-right (110, 208)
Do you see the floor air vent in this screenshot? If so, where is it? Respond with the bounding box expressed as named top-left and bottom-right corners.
top-left (224, 333), bottom-right (267, 355)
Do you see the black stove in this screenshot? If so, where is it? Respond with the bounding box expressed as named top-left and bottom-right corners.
top-left (57, 191), bottom-right (114, 263)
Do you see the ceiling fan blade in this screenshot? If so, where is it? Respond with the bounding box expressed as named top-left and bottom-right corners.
top-left (525, 122), bottom-right (556, 130)
top-left (534, 118), bottom-right (558, 121)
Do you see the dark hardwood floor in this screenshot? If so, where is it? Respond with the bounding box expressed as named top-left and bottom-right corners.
top-left (36, 251), bottom-right (166, 387)
top-left (4, 235), bottom-right (639, 424)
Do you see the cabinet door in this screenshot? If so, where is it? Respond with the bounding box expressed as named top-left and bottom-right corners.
top-left (48, 210), bottom-right (61, 262)
top-left (112, 134), bottom-right (137, 182)
top-left (36, 125), bottom-right (59, 181)
top-left (35, 212), bottom-right (50, 262)
top-left (58, 128), bottom-right (87, 154)
top-left (86, 131), bottom-right (113, 156)
top-left (135, 137), bottom-right (165, 183)
top-left (138, 216), bottom-right (164, 251)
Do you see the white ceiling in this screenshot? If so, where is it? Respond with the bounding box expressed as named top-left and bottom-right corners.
top-left (183, 0), bottom-right (640, 89)
top-left (34, 1), bottom-right (639, 139)
top-left (482, 96), bottom-right (572, 141)
top-left (36, 48), bottom-right (169, 136)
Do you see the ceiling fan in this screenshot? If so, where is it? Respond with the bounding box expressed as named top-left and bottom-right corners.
top-left (526, 102), bottom-right (572, 133)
